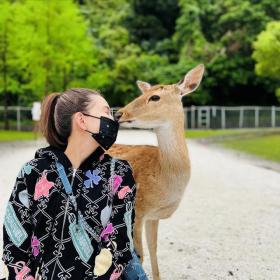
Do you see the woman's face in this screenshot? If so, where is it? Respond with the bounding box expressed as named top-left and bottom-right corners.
top-left (82, 95), bottom-right (114, 134)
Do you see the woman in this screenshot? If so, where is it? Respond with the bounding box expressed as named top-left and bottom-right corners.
top-left (2, 88), bottom-right (148, 279)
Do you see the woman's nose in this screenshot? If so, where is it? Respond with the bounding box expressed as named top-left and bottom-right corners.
top-left (114, 111), bottom-right (123, 121)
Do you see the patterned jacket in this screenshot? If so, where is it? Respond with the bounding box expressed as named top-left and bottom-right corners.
top-left (2, 145), bottom-right (136, 279)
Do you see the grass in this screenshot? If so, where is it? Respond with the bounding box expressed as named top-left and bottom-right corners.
top-left (185, 128), bottom-right (280, 139)
top-left (222, 135), bottom-right (280, 163)
top-left (185, 128), bottom-right (280, 163)
top-left (0, 130), bottom-right (41, 142)
top-left (185, 129), bottom-right (253, 138)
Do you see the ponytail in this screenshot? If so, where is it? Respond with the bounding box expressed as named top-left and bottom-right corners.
top-left (39, 88), bottom-right (102, 150)
top-left (39, 93), bottom-right (67, 150)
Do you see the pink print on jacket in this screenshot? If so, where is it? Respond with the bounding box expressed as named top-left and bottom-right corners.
top-left (14, 261), bottom-right (35, 280)
top-left (100, 223), bottom-right (114, 241)
top-left (34, 170), bottom-right (54, 200)
top-left (118, 186), bottom-right (132, 199)
top-left (112, 175), bottom-right (123, 194)
top-left (99, 153), bottom-right (105, 161)
top-left (31, 234), bottom-right (40, 256)
top-left (110, 264), bottom-right (124, 280)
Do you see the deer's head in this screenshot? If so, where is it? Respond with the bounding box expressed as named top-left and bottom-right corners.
top-left (115, 64), bottom-right (205, 129)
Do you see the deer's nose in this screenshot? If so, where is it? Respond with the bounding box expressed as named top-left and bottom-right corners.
top-left (114, 111), bottom-right (123, 122)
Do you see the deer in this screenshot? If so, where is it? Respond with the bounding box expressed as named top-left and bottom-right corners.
top-left (107, 64), bottom-right (205, 280)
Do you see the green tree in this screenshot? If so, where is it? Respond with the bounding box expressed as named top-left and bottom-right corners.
top-left (253, 21), bottom-right (280, 102)
top-left (253, 21), bottom-right (280, 79)
top-left (162, 0), bottom-right (280, 105)
top-left (14, 0), bottom-right (97, 97)
top-left (82, 0), bottom-right (166, 106)
top-left (125, 0), bottom-right (179, 54)
top-left (0, 1), bottom-right (25, 129)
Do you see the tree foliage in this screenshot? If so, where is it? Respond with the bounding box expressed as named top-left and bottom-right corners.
top-left (0, 0), bottom-right (279, 108)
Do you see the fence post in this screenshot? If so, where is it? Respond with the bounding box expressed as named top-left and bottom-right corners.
top-left (239, 107), bottom-right (244, 128)
top-left (17, 106), bottom-right (21, 131)
top-left (271, 106), bottom-right (276, 128)
top-left (191, 106), bottom-right (195, 129)
top-left (221, 107), bottom-right (226, 129)
top-left (184, 108), bottom-right (188, 129)
top-left (206, 107), bottom-right (210, 129)
top-left (255, 106), bottom-right (259, 128)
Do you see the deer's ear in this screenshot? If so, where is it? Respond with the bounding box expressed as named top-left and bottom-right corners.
top-left (176, 64), bottom-right (205, 97)
top-left (136, 80), bottom-right (151, 93)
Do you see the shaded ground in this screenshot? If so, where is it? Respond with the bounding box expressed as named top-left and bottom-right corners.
top-left (1, 130), bottom-right (280, 279)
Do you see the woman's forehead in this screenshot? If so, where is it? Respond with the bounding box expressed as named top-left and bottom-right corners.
top-left (89, 95), bottom-right (110, 110)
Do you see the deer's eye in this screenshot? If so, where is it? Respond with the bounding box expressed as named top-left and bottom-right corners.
top-left (148, 95), bottom-right (160, 102)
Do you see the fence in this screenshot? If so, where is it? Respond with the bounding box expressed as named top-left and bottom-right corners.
top-left (0, 106), bottom-right (33, 131)
top-left (184, 106), bottom-right (280, 129)
top-left (0, 106), bottom-right (280, 131)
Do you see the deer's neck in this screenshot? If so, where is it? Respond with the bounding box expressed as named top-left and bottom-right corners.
top-left (154, 119), bottom-right (190, 177)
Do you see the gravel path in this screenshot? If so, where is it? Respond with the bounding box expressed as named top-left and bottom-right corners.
top-left (1, 130), bottom-right (279, 279)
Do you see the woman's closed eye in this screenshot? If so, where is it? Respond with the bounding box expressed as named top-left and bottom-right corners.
top-left (106, 111), bottom-right (113, 118)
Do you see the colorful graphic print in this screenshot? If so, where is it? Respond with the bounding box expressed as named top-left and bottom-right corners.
top-left (4, 202), bottom-right (28, 247)
top-left (17, 163), bottom-right (33, 179)
top-left (31, 235), bottom-right (40, 257)
top-left (84, 168), bottom-right (102, 188)
top-left (34, 170), bottom-right (54, 200)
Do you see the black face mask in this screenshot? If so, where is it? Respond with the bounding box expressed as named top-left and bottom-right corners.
top-left (82, 112), bottom-right (119, 150)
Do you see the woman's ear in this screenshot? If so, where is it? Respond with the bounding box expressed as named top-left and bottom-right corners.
top-left (73, 112), bottom-right (87, 131)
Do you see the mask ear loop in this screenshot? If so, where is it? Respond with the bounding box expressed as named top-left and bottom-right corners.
top-left (82, 112), bottom-right (117, 123)
top-left (81, 112), bottom-right (101, 136)
top-left (82, 112), bottom-right (100, 119)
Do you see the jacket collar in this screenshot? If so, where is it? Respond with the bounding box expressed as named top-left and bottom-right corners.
top-left (35, 145), bottom-right (106, 172)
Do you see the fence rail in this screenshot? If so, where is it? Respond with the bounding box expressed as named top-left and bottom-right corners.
top-left (1, 106), bottom-right (280, 131)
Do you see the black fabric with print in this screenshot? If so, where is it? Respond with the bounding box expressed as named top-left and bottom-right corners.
top-left (2, 145), bottom-right (136, 279)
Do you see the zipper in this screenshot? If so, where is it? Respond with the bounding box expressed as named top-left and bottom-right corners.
top-left (51, 168), bottom-right (77, 280)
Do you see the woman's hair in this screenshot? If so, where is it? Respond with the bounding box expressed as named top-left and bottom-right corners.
top-left (39, 88), bottom-right (103, 150)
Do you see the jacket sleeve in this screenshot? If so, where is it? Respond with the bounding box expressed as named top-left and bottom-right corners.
top-left (92, 160), bottom-right (137, 279)
top-left (2, 161), bottom-right (36, 279)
